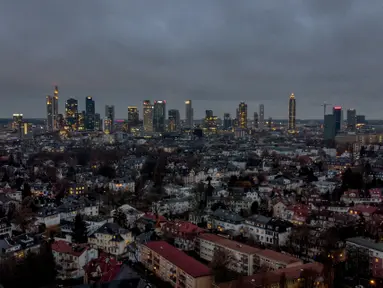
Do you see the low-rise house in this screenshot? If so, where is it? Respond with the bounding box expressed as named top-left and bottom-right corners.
top-left (141, 241), bottom-right (212, 288)
top-left (161, 221), bottom-right (205, 251)
top-left (196, 233), bottom-right (261, 275)
top-left (88, 223), bottom-right (133, 256)
top-left (36, 207), bottom-right (60, 228)
top-left (152, 196), bottom-right (192, 215)
top-left (52, 240), bottom-right (98, 280)
top-left (83, 255), bottom-right (122, 284)
top-left (0, 234), bottom-right (42, 259)
top-left (0, 217), bottom-right (11, 238)
top-left (207, 209), bottom-right (244, 236)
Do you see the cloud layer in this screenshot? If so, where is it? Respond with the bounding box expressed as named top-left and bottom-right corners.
top-left (1, 0), bottom-right (382, 119)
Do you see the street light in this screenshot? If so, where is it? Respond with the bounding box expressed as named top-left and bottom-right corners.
top-left (370, 279), bottom-right (376, 285)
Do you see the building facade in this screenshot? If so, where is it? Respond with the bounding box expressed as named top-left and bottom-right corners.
top-left (153, 100), bottom-right (166, 133)
top-left (143, 100), bottom-right (153, 133)
top-left (185, 100), bottom-right (193, 128)
top-left (288, 93), bottom-right (296, 132)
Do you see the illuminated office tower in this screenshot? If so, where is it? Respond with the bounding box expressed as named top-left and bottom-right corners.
top-left (223, 113), bottom-right (232, 130)
top-left (288, 93), bottom-right (296, 132)
top-left (105, 105), bottom-right (115, 132)
top-left (168, 109), bottom-right (180, 132)
top-left (46, 95), bottom-right (53, 131)
top-left (347, 109), bottom-right (356, 131)
top-left (185, 100), bottom-right (193, 128)
top-left (324, 114), bottom-right (336, 141)
top-left (253, 112), bottom-right (259, 129)
top-left (85, 96), bottom-right (95, 130)
top-left (238, 102), bottom-right (247, 129)
top-left (205, 110), bottom-right (217, 132)
top-left (53, 86), bottom-right (59, 130)
top-left (95, 113), bottom-right (102, 131)
top-left (65, 98), bottom-right (78, 130)
top-left (259, 104), bottom-right (265, 130)
top-left (333, 106), bottom-right (342, 133)
top-left (76, 111), bottom-right (86, 131)
top-left (153, 100), bottom-right (166, 133)
top-left (12, 113), bottom-right (23, 138)
top-left (128, 106), bottom-right (139, 131)
top-left (143, 100), bottom-right (153, 132)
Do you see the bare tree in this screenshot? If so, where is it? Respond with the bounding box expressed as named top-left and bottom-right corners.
top-left (210, 248), bottom-right (235, 283)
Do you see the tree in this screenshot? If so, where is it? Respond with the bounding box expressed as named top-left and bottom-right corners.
top-left (22, 182), bottom-right (32, 200)
top-left (299, 268), bottom-right (317, 288)
top-left (72, 214), bottom-right (88, 243)
top-left (279, 272), bottom-right (287, 288)
top-left (14, 207), bottom-right (35, 233)
top-left (250, 201), bottom-right (259, 214)
top-left (209, 248), bottom-right (235, 283)
top-left (113, 208), bottom-right (128, 228)
top-left (98, 164), bottom-right (116, 179)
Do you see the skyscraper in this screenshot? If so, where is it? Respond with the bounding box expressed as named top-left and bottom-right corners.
top-left (347, 109), bottom-right (356, 130)
top-left (185, 100), bottom-right (193, 128)
top-left (12, 114), bottom-right (23, 138)
top-left (153, 100), bottom-right (166, 132)
top-left (168, 109), bottom-right (180, 132)
top-left (46, 95), bottom-right (53, 131)
top-left (259, 104), bottom-right (264, 129)
top-left (65, 98), bottom-right (78, 130)
top-left (105, 105), bottom-right (115, 132)
top-left (205, 110), bottom-right (217, 132)
top-left (253, 112), bottom-right (259, 129)
top-left (238, 102), bottom-right (247, 129)
top-left (333, 106), bottom-right (342, 133)
top-left (324, 114), bottom-right (336, 141)
top-left (85, 96), bottom-right (95, 130)
top-left (288, 93), bottom-right (296, 132)
top-left (95, 113), bottom-right (102, 131)
top-left (53, 86), bottom-right (59, 130)
top-left (128, 106), bottom-right (139, 131)
top-left (143, 100), bottom-right (153, 133)
top-left (223, 113), bottom-right (232, 130)
top-left (268, 117), bottom-right (272, 129)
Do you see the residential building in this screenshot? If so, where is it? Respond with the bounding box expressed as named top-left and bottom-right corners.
top-left (196, 233), bottom-right (261, 275)
top-left (161, 221), bottom-right (204, 251)
top-left (0, 217), bottom-right (11, 238)
top-left (141, 241), bottom-right (212, 288)
top-left (255, 249), bottom-right (303, 270)
top-left (52, 240), bottom-right (98, 280)
top-left (207, 209), bottom-right (244, 236)
top-left (88, 223), bottom-right (133, 256)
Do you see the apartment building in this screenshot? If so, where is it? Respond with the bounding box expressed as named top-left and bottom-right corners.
top-left (196, 233), bottom-right (261, 275)
top-left (255, 249), bottom-right (303, 270)
top-left (141, 241), bottom-right (212, 288)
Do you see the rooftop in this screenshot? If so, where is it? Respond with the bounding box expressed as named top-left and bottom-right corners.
top-left (145, 241), bottom-right (211, 278)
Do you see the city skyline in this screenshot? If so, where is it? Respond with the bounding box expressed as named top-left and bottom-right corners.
top-left (1, 1), bottom-right (383, 118)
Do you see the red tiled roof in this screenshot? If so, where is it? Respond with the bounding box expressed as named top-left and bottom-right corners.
top-left (162, 221), bottom-right (205, 234)
top-left (199, 233), bottom-right (261, 255)
top-left (256, 249), bottom-right (302, 265)
top-left (350, 205), bottom-right (377, 215)
top-left (145, 241), bottom-right (211, 278)
top-left (52, 240), bottom-right (88, 257)
top-left (84, 256), bottom-right (122, 283)
top-left (142, 213), bottom-right (167, 222)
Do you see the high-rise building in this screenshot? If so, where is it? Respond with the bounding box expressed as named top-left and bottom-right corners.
top-left (12, 114), bottom-right (23, 138)
top-left (238, 102), bottom-right (247, 129)
top-left (103, 118), bottom-right (112, 134)
top-left (128, 106), bottom-right (139, 131)
top-left (46, 95), bottom-right (53, 131)
top-left (168, 109), bottom-right (180, 132)
top-left (53, 86), bottom-right (59, 130)
top-left (205, 110), bottom-right (217, 132)
top-left (324, 114), bottom-right (336, 141)
top-left (65, 98), bottom-right (78, 130)
top-left (333, 106), bottom-right (342, 133)
top-left (95, 113), bottom-right (102, 131)
top-left (253, 112), bottom-right (259, 129)
top-left (268, 117), bottom-right (272, 129)
top-left (288, 93), bottom-right (296, 132)
top-left (143, 100), bottom-right (153, 133)
top-left (259, 104), bottom-right (264, 129)
top-left (356, 115), bottom-right (366, 125)
top-left (105, 105), bottom-right (115, 132)
top-left (185, 100), bottom-right (193, 128)
top-left (85, 96), bottom-right (95, 130)
top-left (76, 111), bottom-right (86, 131)
top-left (153, 100), bottom-right (166, 133)
top-left (347, 109), bottom-right (356, 130)
top-left (223, 113), bottom-right (232, 130)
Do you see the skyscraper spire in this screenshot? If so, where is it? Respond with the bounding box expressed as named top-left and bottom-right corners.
top-left (288, 93), bottom-right (296, 133)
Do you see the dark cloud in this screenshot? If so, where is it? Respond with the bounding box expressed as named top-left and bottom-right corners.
top-left (1, 0), bottom-right (382, 119)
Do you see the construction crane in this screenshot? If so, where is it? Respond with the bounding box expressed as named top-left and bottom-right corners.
top-left (321, 102), bottom-right (332, 116)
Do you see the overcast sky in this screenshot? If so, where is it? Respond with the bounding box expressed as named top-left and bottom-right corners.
top-left (1, 0), bottom-right (383, 119)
